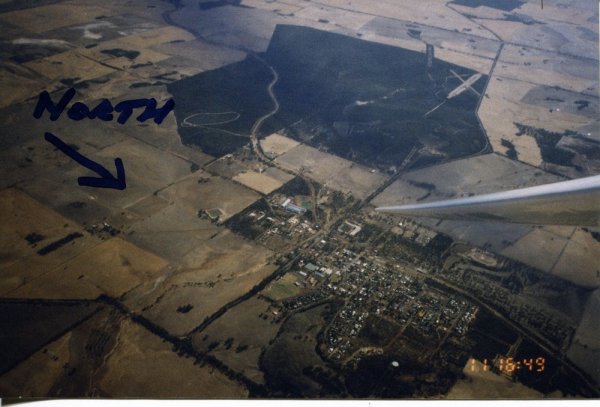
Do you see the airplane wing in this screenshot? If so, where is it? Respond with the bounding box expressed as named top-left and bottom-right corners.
top-left (376, 175), bottom-right (600, 226)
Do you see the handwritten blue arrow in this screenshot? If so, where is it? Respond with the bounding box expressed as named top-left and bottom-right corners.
top-left (44, 132), bottom-right (126, 190)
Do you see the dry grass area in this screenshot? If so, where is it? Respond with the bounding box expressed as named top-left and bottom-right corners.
top-left (11, 237), bottom-right (168, 300)
top-left (293, 3), bottom-right (374, 30)
top-left (311, 0), bottom-right (498, 40)
top-left (276, 144), bottom-right (387, 200)
top-left (495, 45), bottom-right (597, 94)
top-left (0, 70), bottom-right (45, 108)
top-left (433, 46), bottom-right (494, 75)
top-left (502, 224), bottom-right (600, 288)
top-left (260, 133), bottom-right (299, 157)
top-left (0, 188), bottom-right (98, 296)
top-left (0, 187), bottom-right (168, 300)
top-left (64, 71), bottom-right (169, 104)
top-left (125, 55), bottom-right (210, 84)
top-left (473, 2), bottom-right (597, 60)
top-left (153, 39), bottom-right (247, 71)
top-left (241, 0), bottom-right (303, 15)
top-left (478, 59), bottom-right (595, 166)
top-left (192, 296), bottom-right (282, 384)
top-left (87, 138), bottom-right (193, 208)
top-left (205, 155), bottom-right (293, 193)
top-left (130, 229), bottom-right (276, 336)
top-left (124, 202), bottom-right (220, 261)
top-left (0, 332), bottom-right (73, 397)
top-left (355, 29), bottom-right (495, 74)
top-left (479, 76), bottom-right (595, 169)
top-left (500, 227), bottom-right (573, 275)
top-left (23, 49), bottom-right (115, 82)
top-left (552, 229), bottom-right (600, 288)
top-left (457, 1), bottom-right (599, 170)
top-left (97, 319), bottom-right (248, 397)
top-left (0, 4), bottom-right (112, 32)
top-left (158, 170), bottom-right (261, 222)
top-left (78, 26), bottom-right (194, 69)
top-left (479, 77), bottom-right (543, 167)
top-left (360, 15), bottom-right (498, 72)
top-left (0, 318), bottom-right (248, 398)
top-left (263, 166), bottom-right (294, 184)
top-left (233, 171), bottom-right (284, 195)
top-left (567, 288), bottom-right (600, 385)
top-left (1, 133), bottom-right (196, 227)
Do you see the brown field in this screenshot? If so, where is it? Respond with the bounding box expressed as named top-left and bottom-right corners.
top-left (206, 157), bottom-right (248, 179)
top-left (479, 76), bottom-right (593, 169)
top-left (157, 170), bottom-right (261, 222)
top-left (125, 194), bottom-right (170, 219)
top-left (0, 332), bottom-right (73, 397)
top-left (24, 50), bottom-right (116, 82)
top-left (205, 154), bottom-right (294, 194)
top-left (0, 124), bottom-right (121, 216)
top-left (71, 71), bottom-right (172, 101)
top-left (0, 317), bottom-right (248, 398)
top-left (310, 0), bottom-right (498, 40)
top-left (260, 133), bottom-right (299, 157)
top-left (496, 47), bottom-right (597, 94)
top-left (263, 166), bottom-right (294, 184)
top-left (241, 0), bottom-right (303, 15)
top-left (11, 237), bottom-right (168, 300)
top-left (501, 226), bottom-right (600, 289)
top-left (567, 289), bottom-right (600, 384)
top-left (153, 39), bottom-right (247, 71)
top-left (552, 229), bottom-right (600, 288)
top-left (131, 230), bottom-right (276, 336)
top-left (192, 296), bottom-right (282, 384)
top-left (77, 26), bottom-right (196, 64)
top-left (501, 227), bottom-right (573, 275)
top-left (0, 188), bottom-right (99, 296)
top-left (0, 4), bottom-right (112, 32)
top-left (124, 26), bottom-right (196, 47)
top-left (233, 171), bottom-right (284, 195)
top-left (293, 3), bottom-right (374, 30)
top-left (124, 202), bottom-right (221, 262)
top-left (0, 187), bottom-right (169, 300)
top-left (97, 319), bottom-right (248, 397)
top-left (119, 54), bottom-right (214, 84)
top-left (82, 137), bottom-right (194, 209)
top-left (0, 70), bottom-right (45, 108)
top-left (76, 27), bottom-right (189, 70)
top-left (6, 118), bottom-right (194, 226)
top-left (276, 144), bottom-right (387, 200)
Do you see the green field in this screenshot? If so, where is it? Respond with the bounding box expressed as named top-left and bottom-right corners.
top-left (263, 273), bottom-right (302, 301)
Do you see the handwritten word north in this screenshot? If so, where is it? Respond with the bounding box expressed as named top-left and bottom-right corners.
top-left (33, 87), bottom-right (175, 124)
top-left (33, 88), bottom-right (175, 190)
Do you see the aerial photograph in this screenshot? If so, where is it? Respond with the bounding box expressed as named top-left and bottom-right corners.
top-left (0, 0), bottom-right (598, 401)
